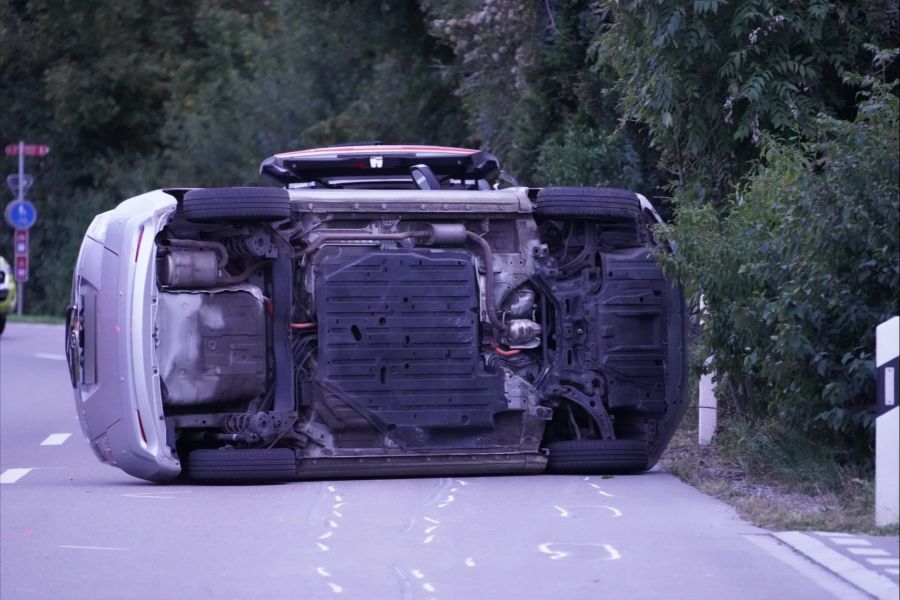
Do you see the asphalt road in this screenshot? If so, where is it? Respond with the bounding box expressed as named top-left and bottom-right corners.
top-left (1, 322), bottom-right (897, 599)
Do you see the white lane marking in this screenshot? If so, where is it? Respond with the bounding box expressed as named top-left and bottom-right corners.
top-left (328, 520), bottom-right (339, 528)
top-left (832, 538), bottom-right (871, 546)
top-left (326, 582), bottom-right (343, 594)
top-left (602, 505), bottom-right (623, 517)
top-left (333, 510), bottom-right (343, 517)
top-left (424, 517), bottom-right (440, 524)
top-left (422, 583), bottom-right (435, 593)
top-left (333, 502), bottom-right (345, 509)
top-left (327, 485), bottom-right (336, 492)
top-left (423, 535), bottom-right (435, 544)
top-left (40, 433), bottom-right (72, 446)
top-left (35, 353), bottom-right (66, 361)
top-left (122, 491), bottom-right (191, 499)
top-left (604, 544), bottom-right (622, 560)
top-left (554, 506), bottom-right (570, 518)
top-left (424, 525), bottom-right (439, 534)
top-left (318, 531), bottom-right (333, 540)
top-left (465, 557), bottom-right (476, 567)
top-left (443, 495), bottom-right (455, 503)
top-left (583, 476), bottom-right (590, 481)
top-left (334, 495), bottom-right (343, 502)
top-left (317, 543), bottom-right (330, 552)
top-left (848, 548), bottom-right (891, 556)
top-left (317, 567), bottom-right (331, 577)
top-left (867, 558), bottom-right (900, 566)
top-left (456, 479), bottom-right (468, 486)
top-left (59, 545), bottom-right (126, 551)
top-left (886, 568), bottom-right (899, 575)
top-left (1, 468), bottom-right (33, 484)
top-left (411, 570), bottom-right (425, 579)
top-left (438, 504), bottom-right (449, 508)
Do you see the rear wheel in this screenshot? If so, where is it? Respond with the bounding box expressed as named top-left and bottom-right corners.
top-left (0, 313), bottom-right (6, 336)
top-left (544, 439), bottom-right (649, 474)
top-left (186, 448), bottom-right (296, 483)
top-left (182, 187), bottom-right (291, 222)
top-left (534, 187), bottom-right (642, 222)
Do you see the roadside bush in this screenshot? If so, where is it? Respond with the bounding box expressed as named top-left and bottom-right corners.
top-left (658, 86), bottom-right (900, 461)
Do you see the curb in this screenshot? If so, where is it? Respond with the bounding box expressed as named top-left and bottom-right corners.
top-left (772, 532), bottom-right (899, 600)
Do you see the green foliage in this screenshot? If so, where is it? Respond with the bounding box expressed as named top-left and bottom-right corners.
top-left (0, 0), bottom-right (467, 314)
top-left (657, 86), bottom-right (899, 456)
top-left (594, 0), bottom-right (897, 196)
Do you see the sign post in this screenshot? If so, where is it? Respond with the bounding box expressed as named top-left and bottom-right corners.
top-left (4, 140), bottom-right (48, 315)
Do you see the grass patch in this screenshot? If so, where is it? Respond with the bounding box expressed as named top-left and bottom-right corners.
top-left (660, 409), bottom-right (899, 535)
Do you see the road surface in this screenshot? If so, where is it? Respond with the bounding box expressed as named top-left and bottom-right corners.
top-left (1, 323), bottom-right (897, 599)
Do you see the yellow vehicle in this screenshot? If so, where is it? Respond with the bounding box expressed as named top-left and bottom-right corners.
top-left (0, 255), bottom-right (17, 335)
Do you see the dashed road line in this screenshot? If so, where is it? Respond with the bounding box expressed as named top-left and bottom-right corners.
top-left (464, 557), bottom-right (476, 567)
top-left (832, 538), bottom-right (872, 546)
top-left (40, 433), bottom-right (71, 446)
top-left (0, 468), bottom-right (33, 484)
top-left (849, 548), bottom-right (892, 556)
top-left (868, 558), bottom-right (900, 567)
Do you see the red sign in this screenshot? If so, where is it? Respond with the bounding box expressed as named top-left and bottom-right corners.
top-left (15, 255), bottom-right (28, 282)
top-left (5, 144), bottom-right (50, 157)
top-left (14, 229), bottom-right (28, 255)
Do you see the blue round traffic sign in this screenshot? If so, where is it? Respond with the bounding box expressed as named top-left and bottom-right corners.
top-left (4, 199), bottom-right (38, 230)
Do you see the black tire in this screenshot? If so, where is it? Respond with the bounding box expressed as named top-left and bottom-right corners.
top-left (534, 187), bottom-right (641, 222)
top-left (0, 313), bottom-right (6, 336)
top-left (182, 187), bottom-right (291, 223)
top-left (186, 448), bottom-right (296, 483)
top-left (544, 439), bottom-right (649, 474)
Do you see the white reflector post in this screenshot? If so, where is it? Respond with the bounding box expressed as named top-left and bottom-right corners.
top-left (697, 296), bottom-right (717, 445)
top-left (875, 316), bottom-right (899, 527)
top-left (698, 355), bottom-right (717, 446)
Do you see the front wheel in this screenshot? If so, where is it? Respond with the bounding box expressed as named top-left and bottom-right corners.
top-left (0, 313), bottom-right (6, 336)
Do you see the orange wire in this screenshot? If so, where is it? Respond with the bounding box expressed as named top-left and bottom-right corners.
top-left (491, 341), bottom-right (521, 357)
top-left (290, 322), bottom-right (316, 330)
